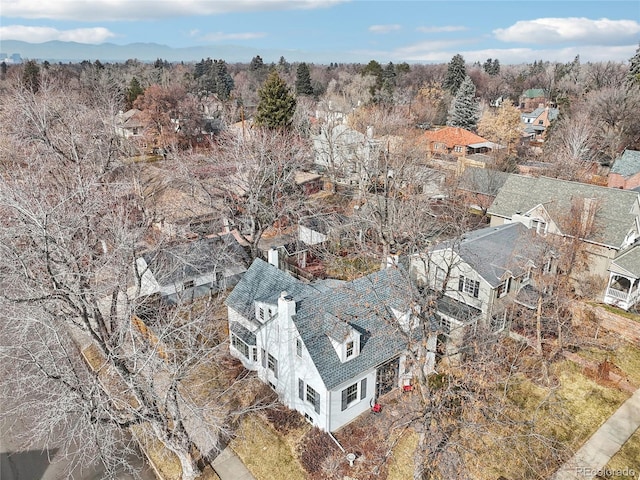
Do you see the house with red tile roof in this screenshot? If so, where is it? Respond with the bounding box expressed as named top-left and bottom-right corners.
top-left (421, 126), bottom-right (500, 159)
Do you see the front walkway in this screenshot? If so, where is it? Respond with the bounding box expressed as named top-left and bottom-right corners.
top-left (551, 388), bottom-right (640, 480)
top-left (211, 447), bottom-right (256, 480)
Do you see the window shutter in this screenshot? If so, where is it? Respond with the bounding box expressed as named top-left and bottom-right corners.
top-left (298, 379), bottom-right (304, 400)
top-left (458, 276), bottom-right (464, 292)
top-left (314, 394), bottom-right (320, 414)
top-left (273, 358), bottom-right (278, 379)
top-left (360, 378), bottom-right (367, 400)
top-left (261, 349), bottom-right (266, 368)
top-left (341, 388), bottom-right (348, 411)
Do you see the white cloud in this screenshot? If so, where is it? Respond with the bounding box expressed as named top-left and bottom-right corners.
top-left (416, 25), bottom-right (467, 33)
top-left (3, 0), bottom-right (349, 21)
top-left (0, 25), bottom-right (116, 43)
top-left (388, 44), bottom-right (638, 64)
top-left (369, 24), bottom-right (402, 34)
top-left (198, 31), bottom-right (267, 42)
top-left (394, 39), bottom-right (471, 54)
top-left (494, 17), bottom-right (640, 45)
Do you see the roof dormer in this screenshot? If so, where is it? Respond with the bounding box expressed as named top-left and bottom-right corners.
top-left (326, 314), bottom-right (361, 363)
top-left (254, 301), bottom-right (276, 323)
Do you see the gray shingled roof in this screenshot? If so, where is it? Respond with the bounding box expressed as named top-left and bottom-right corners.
top-left (611, 245), bottom-right (640, 278)
top-left (488, 175), bottom-right (640, 248)
top-left (436, 223), bottom-right (541, 288)
top-left (225, 258), bottom-right (317, 319)
top-left (142, 233), bottom-right (249, 286)
top-left (227, 259), bottom-right (414, 391)
top-left (611, 150), bottom-right (640, 178)
top-left (458, 168), bottom-right (509, 196)
top-left (294, 266), bottom-right (414, 390)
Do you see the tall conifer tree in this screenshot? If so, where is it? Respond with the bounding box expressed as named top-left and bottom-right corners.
top-left (255, 70), bottom-right (296, 129)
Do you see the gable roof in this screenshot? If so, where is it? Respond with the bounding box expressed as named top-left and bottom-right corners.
top-left (488, 175), bottom-right (640, 249)
top-left (436, 223), bottom-right (540, 287)
top-left (225, 258), bottom-right (317, 319)
top-left (458, 167), bottom-right (510, 197)
top-left (611, 150), bottom-right (640, 178)
top-left (142, 233), bottom-right (249, 286)
top-left (295, 266), bottom-right (413, 389)
top-left (610, 245), bottom-right (640, 278)
top-left (422, 127), bottom-right (491, 149)
top-left (227, 259), bottom-right (413, 390)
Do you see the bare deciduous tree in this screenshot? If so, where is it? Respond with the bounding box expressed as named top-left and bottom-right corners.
top-left (0, 77), bottom-right (271, 480)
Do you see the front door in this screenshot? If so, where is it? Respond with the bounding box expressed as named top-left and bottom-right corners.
top-left (376, 357), bottom-right (399, 398)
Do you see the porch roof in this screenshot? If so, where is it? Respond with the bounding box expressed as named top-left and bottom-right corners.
top-left (610, 245), bottom-right (640, 278)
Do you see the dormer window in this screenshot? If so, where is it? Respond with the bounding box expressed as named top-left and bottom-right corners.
top-left (326, 315), bottom-right (361, 362)
top-left (346, 341), bottom-right (354, 359)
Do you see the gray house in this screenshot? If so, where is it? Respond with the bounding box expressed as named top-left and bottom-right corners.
top-left (226, 258), bottom-right (416, 432)
top-left (411, 222), bottom-right (549, 348)
top-left (137, 233), bottom-right (249, 303)
top-left (488, 175), bottom-right (640, 308)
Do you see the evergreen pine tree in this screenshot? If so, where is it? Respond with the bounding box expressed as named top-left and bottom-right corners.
top-left (125, 77), bottom-right (144, 110)
top-left (295, 62), bottom-right (314, 96)
top-left (628, 43), bottom-right (640, 85)
top-left (447, 75), bottom-right (480, 131)
top-left (214, 59), bottom-right (234, 99)
top-left (443, 54), bottom-right (466, 94)
top-left (22, 60), bottom-right (41, 94)
top-left (255, 70), bottom-right (297, 130)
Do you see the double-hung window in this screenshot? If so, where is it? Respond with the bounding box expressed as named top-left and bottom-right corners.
top-left (340, 378), bottom-right (367, 411)
top-left (458, 275), bottom-right (480, 298)
top-left (496, 278), bottom-right (511, 298)
top-left (298, 379), bottom-right (320, 413)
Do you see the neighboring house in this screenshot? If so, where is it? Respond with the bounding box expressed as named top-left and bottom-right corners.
top-left (456, 167), bottom-right (509, 216)
top-left (410, 223), bottom-right (545, 348)
top-left (608, 150), bottom-right (640, 190)
top-left (521, 106), bottom-right (559, 143)
top-left (294, 171), bottom-right (324, 195)
top-left (311, 124), bottom-right (383, 187)
top-left (519, 89), bottom-right (547, 112)
top-left (299, 213), bottom-right (349, 247)
top-left (225, 258), bottom-right (418, 432)
top-left (136, 233), bottom-right (249, 303)
top-left (487, 175), bottom-right (640, 307)
top-left (115, 109), bottom-right (144, 139)
top-left (422, 127), bottom-right (501, 159)
top-left (605, 245), bottom-right (640, 310)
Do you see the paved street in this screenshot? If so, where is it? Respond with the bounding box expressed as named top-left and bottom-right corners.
top-left (0, 398), bottom-right (155, 480)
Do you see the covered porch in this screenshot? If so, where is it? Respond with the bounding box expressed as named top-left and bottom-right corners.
top-left (604, 246), bottom-right (640, 311)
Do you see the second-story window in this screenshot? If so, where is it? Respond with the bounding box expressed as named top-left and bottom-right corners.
top-left (346, 341), bottom-right (354, 359)
top-left (458, 275), bottom-right (480, 298)
top-left (496, 278), bottom-right (511, 298)
top-left (296, 338), bottom-right (302, 357)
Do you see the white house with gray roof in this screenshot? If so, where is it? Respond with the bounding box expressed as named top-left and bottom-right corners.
top-left (487, 175), bottom-right (640, 309)
top-left (225, 257), bottom-right (416, 432)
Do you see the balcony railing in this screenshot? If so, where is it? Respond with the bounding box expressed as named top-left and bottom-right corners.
top-left (606, 287), bottom-right (629, 301)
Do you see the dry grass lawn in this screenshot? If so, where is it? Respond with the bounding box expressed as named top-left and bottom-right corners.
top-left (605, 429), bottom-right (640, 479)
top-left (229, 415), bottom-right (309, 480)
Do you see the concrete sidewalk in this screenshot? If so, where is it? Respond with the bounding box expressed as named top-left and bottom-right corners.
top-left (551, 388), bottom-right (640, 480)
top-left (211, 447), bottom-right (256, 480)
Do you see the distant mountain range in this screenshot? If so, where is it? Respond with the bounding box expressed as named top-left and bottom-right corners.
top-left (0, 40), bottom-right (354, 65)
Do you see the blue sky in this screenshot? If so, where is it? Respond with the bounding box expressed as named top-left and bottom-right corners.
top-left (1, 0), bottom-right (639, 63)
